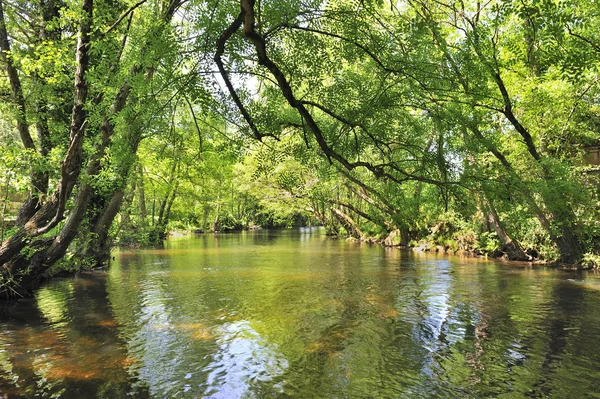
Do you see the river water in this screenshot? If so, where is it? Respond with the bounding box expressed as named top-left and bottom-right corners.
top-left (1, 228), bottom-right (600, 398)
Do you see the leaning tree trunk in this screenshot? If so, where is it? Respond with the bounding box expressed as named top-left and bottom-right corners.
top-left (547, 207), bottom-right (583, 265)
top-left (332, 207), bottom-right (366, 240)
top-left (84, 187), bottom-right (127, 268)
top-left (486, 201), bottom-right (528, 261)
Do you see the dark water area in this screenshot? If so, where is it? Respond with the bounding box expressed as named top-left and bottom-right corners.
top-left (2, 228), bottom-right (600, 398)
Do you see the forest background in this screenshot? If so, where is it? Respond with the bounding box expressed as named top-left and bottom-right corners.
top-left (1, 0), bottom-right (599, 297)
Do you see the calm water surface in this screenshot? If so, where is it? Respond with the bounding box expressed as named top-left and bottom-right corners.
top-left (2, 229), bottom-right (600, 398)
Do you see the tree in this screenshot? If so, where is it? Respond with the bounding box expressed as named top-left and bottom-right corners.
top-left (0, 0), bottom-right (183, 297)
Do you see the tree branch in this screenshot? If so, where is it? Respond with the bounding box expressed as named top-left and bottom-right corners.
top-left (103, 0), bottom-right (147, 36)
top-left (214, 11), bottom-right (276, 141)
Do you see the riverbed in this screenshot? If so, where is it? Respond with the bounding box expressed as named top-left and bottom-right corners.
top-left (1, 228), bottom-right (600, 398)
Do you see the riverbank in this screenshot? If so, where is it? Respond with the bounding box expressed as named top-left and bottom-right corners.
top-left (339, 229), bottom-right (599, 270)
top-left (160, 227), bottom-right (600, 270)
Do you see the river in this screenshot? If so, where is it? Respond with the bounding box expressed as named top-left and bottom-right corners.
top-left (1, 228), bottom-right (600, 398)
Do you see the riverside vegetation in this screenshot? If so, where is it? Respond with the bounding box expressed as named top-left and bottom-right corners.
top-left (1, 0), bottom-right (600, 297)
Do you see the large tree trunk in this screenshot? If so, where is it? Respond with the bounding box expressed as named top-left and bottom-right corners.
top-left (547, 208), bottom-right (583, 265)
top-left (85, 188), bottom-right (126, 268)
top-left (75, 127), bottom-right (143, 267)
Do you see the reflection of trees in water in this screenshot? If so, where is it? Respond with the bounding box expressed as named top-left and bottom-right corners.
top-left (0, 274), bottom-right (147, 398)
top-left (109, 269), bottom-right (219, 397)
top-left (397, 263), bottom-right (600, 398)
top-left (406, 263), bottom-right (538, 397)
top-left (526, 280), bottom-right (600, 397)
top-left (109, 245), bottom-right (296, 397)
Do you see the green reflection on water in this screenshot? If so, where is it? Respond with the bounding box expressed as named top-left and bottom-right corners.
top-left (2, 229), bottom-right (600, 398)
top-left (36, 283), bottom-right (73, 327)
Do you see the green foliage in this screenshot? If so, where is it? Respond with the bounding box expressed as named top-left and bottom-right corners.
top-left (1, 0), bottom-right (599, 290)
top-left (477, 232), bottom-right (502, 254)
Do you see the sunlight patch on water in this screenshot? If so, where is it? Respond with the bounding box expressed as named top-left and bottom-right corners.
top-left (203, 320), bottom-right (288, 398)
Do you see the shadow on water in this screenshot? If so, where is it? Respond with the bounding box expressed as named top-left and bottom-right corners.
top-left (0, 273), bottom-right (149, 398)
top-left (2, 228), bottom-right (600, 398)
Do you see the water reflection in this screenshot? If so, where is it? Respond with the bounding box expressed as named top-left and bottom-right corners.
top-left (0, 274), bottom-right (148, 398)
top-left (203, 321), bottom-right (288, 398)
top-left (2, 229), bottom-right (600, 397)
